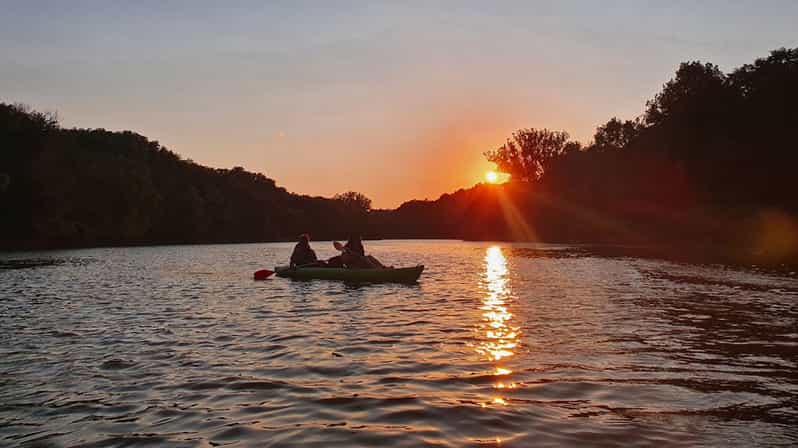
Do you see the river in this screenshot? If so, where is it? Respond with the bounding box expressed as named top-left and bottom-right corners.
top-left (1, 240), bottom-right (796, 447)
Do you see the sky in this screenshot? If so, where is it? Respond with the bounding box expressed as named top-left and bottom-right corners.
top-left (2, 1), bottom-right (796, 208)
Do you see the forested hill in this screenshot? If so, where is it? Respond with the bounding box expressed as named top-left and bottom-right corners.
top-left (0, 104), bottom-right (373, 249)
top-left (2, 47), bottom-right (797, 266)
top-left (374, 47), bottom-right (798, 265)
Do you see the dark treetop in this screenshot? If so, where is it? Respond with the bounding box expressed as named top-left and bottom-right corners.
top-left (2, 48), bottom-right (797, 266)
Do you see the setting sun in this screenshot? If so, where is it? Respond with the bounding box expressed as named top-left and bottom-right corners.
top-left (485, 171), bottom-right (510, 184)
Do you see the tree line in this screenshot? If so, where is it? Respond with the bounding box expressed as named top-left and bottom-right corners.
top-left (2, 47), bottom-right (796, 264)
top-left (0, 103), bottom-right (372, 249)
top-left (374, 48), bottom-right (798, 265)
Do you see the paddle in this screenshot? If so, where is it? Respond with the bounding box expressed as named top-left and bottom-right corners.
top-left (253, 261), bottom-right (319, 280)
top-left (253, 268), bottom-right (274, 280)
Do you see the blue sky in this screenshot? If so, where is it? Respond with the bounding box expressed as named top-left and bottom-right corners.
top-left (2, 1), bottom-right (796, 207)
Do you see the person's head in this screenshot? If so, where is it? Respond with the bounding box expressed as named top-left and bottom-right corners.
top-left (298, 233), bottom-right (310, 246)
top-left (347, 233), bottom-right (362, 244)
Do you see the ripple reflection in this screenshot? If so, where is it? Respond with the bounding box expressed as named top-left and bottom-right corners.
top-left (2, 241), bottom-right (795, 446)
top-left (476, 246), bottom-right (521, 412)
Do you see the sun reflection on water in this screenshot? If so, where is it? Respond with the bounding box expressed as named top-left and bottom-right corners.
top-left (476, 246), bottom-right (520, 412)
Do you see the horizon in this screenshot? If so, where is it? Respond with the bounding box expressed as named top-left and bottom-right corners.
top-left (3, 4), bottom-right (798, 445)
top-left (2, 1), bottom-right (797, 207)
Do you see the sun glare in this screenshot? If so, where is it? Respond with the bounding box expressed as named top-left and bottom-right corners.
top-left (485, 171), bottom-right (510, 184)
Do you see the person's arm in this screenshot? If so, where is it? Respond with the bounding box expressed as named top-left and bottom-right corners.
top-left (334, 241), bottom-right (350, 254)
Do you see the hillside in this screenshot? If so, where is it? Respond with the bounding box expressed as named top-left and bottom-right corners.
top-left (2, 47), bottom-right (797, 267)
top-left (0, 104), bottom-right (371, 249)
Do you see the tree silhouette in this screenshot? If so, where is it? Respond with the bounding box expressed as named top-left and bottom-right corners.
top-left (0, 103), bottom-right (377, 249)
top-left (643, 61), bottom-right (728, 127)
top-left (484, 128), bottom-right (578, 181)
top-left (334, 191), bottom-right (372, 213)
top-left (593, 118), bottom-right (643, 151)
top-left (3, 46), bottom-right (797, 267)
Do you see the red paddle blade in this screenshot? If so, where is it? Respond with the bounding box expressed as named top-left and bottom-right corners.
top-left (254, 269), bottom-right (274, 280)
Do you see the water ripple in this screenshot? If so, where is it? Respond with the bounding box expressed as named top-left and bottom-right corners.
top-left (1, 241), bottom-right (796, 446)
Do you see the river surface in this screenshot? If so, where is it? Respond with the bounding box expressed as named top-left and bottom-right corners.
top-left (1, 240), bottom-right (797, 447)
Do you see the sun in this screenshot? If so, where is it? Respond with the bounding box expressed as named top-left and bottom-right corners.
top-left (485, 171), bottom-right (499, 183)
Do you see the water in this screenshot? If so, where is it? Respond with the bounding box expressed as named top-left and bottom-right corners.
top-left (1, 240), bottom-right (797, 447)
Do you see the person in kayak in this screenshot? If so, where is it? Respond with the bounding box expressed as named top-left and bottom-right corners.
top-left (328, 233), bottom-right (387, 268)
top-left (289, 234), bottom-right (325, 268)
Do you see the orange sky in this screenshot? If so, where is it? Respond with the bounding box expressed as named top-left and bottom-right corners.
top-left (3, 2), bottom-right (796, 207)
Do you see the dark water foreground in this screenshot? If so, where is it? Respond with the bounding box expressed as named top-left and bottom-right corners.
top-left (1, 241), bottom-right (796, 447)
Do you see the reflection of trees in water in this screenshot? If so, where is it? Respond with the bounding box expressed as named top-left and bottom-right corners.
top-left (618, 268), bottom-right (798, 426)
top-left (640, 289), bottom-right (797, 359)
top-left (0, 257), bottom-right (96, 270)
top-left (507, 245), bottom-right (798, 276)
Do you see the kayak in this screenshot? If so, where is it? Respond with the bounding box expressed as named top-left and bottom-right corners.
top-left (274, 265), bottom-right (424, 283)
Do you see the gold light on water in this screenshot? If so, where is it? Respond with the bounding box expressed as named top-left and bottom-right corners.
top-left (476, 246), bottom-right (518, 363)
top-left (494, 367), bottom-right (512, 376)
top-left (476, 246), bottom-right (521, 412)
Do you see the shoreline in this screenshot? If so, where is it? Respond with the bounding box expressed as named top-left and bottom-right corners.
top-left (3, 238), bottom-right (796, 275)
